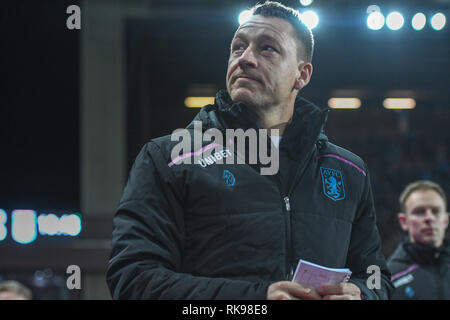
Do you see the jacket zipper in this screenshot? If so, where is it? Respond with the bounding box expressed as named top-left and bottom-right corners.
top-left (435, 254), bottom-right (443, 299)
top-left (281, 148), bottom-right (316, 280)
top-left (283, 196), bottom-right (293, 279)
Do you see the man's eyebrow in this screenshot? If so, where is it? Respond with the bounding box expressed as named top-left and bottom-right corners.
top-left (232, 33), bottom-right (281, 45)
top-left (258, 34), bottom-right (281, 44)
top-left (412, 205), bottom-right (443, 212)
top-left (231, 33), bottom-right (247, 42)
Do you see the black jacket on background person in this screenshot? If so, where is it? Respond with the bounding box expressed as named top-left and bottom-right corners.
top-left (106, 90), bottom-right (393, 300)
top-left (388, 240), bottom-right (450, 299)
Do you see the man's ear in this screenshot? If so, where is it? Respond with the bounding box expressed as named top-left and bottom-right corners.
top-left (443, 212), bottom-right (449, 230)
top-left (294, 62), bottom-right (313, 90)
top-left (398, 213), bottom-right (409, 231)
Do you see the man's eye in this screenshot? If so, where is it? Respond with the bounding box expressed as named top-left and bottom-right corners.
top-left (262, 45), bottom-right (276, 52)
top-left (232, 44), bottom-right (245, 52)
top-left (432, 209), bottom-right (442, 215)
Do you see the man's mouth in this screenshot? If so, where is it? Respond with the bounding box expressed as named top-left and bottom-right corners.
top-left (234, 74), bottom-right (261, 84)
top-left (422, 227), bottom-right (435, 235)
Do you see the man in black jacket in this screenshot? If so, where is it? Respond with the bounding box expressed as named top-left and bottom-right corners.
top-left (388, 180), bottom-right (450, 299)
top-left (107, 1), bottom-right (392, 300)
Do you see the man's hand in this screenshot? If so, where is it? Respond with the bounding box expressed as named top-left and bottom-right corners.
top-left (316, 282), bottom-right (361, 300)
top-left (267, 281), bottom-right (322, 300)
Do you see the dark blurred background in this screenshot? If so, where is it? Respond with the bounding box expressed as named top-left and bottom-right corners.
top-left (0, 0), bottom-right (449, 299)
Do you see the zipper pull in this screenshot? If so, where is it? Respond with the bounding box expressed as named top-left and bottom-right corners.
top-left (284, 196), bottom-right (291, 212)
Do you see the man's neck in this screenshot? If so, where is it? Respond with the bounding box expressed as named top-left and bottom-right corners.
top-left (267, 122), bottom-right (290, 137)
top-left (253, 104), bottom-right (294, 136)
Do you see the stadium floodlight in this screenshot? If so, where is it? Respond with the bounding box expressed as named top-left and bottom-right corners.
top-left (431, 13), bottom-right (446, 31)
top-left (300, 10), bottom-right (319, 29)
top-left (185, 97), bottom-right (215, 108)
top-left (386, 12), bottom-right (404, 30)
top-left (411, 13), bottom-right (427, 31)
top-left (367, 11), bottom-right (385, 30)
top-left (328, 98), bottom-right (361, 109)
top-left (300, 0), bottom-right (313, 6)
top-left (383, 98), bottom-right (416, 110)
top-left (238, 9), bottom-right (253, 25)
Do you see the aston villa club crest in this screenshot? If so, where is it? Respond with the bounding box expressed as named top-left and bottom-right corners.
top-left (320, 167), bottom-right (346, 201)
top-left (222, 169), bottom-right (236, 186)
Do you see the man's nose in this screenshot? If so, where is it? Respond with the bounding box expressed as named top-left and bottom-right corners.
top-left (238, 46), bottom-right (258, 68)
top-left (423, 209), bottom-right (436, 222)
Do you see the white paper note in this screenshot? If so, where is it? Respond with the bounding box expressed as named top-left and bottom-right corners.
top-left (292, 259), bottom-right (352, 289)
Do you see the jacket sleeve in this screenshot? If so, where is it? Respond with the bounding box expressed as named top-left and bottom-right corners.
top-left (106, 142), bottom-right (271, 299)
top-left (346, 167), bottom-right (394, 300)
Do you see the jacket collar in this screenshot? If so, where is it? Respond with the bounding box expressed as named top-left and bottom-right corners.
top-left (198, 89), bottom-right (330, 160)
top-left (401, 240), bottom-right (450, 265)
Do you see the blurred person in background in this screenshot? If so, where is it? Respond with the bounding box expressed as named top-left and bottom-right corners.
top-left (388, 180), bottom-right (450, 299)
top-left (0, 280), bottom-right (32, 300)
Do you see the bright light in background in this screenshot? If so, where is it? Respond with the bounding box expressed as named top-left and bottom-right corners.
top-left (59, 214), bottom-right (82, 236)
top-left (185, 97), bottom-right (215, 108)
top-left (238, 9), bottom-right (253, 25)
top-left (12, 210), bottom-right (37, 244)
top-left (386, 12), bottom-right (404, 30)
top-left (366, 5), bottom-right (381, 14)
top-left (383, 98), bottom-right (416, 110)
top-left (0, 209), bottom-right (82, 242)
top-left (300, 10), bottom-right (319, 29)
top-left (367, 11), bottom-right (385, 30)
top-left (38, 213), bottom-right (82, 236)
top-left (431, 13), bottom-right (446, 31)
top-left (300, 0), bottom-right (313, 6)
top-left (38, 214), bottom-right (59, 235)
top-left (0, 209), bottom-right (7, 241)
top-left (411, 13), bottom-right (426, 30)
top-left (328, 98), bottom-right (361, 109)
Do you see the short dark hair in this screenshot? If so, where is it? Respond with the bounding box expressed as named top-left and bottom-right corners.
top-left (250, 1), bottom-right (314, 62)
top-left (399, 180), bottom-right (447, 213)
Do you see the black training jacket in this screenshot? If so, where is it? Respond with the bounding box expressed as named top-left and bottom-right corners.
top-left (107, 90), bottom-right (393, 300)
top-left (388, 241), bottom-right (450, 299)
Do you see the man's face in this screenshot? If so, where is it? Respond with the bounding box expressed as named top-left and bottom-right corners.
top-left (226, 15), bottom-right (309, 110)
top-left (398, 190), bottom-right (449, 248)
